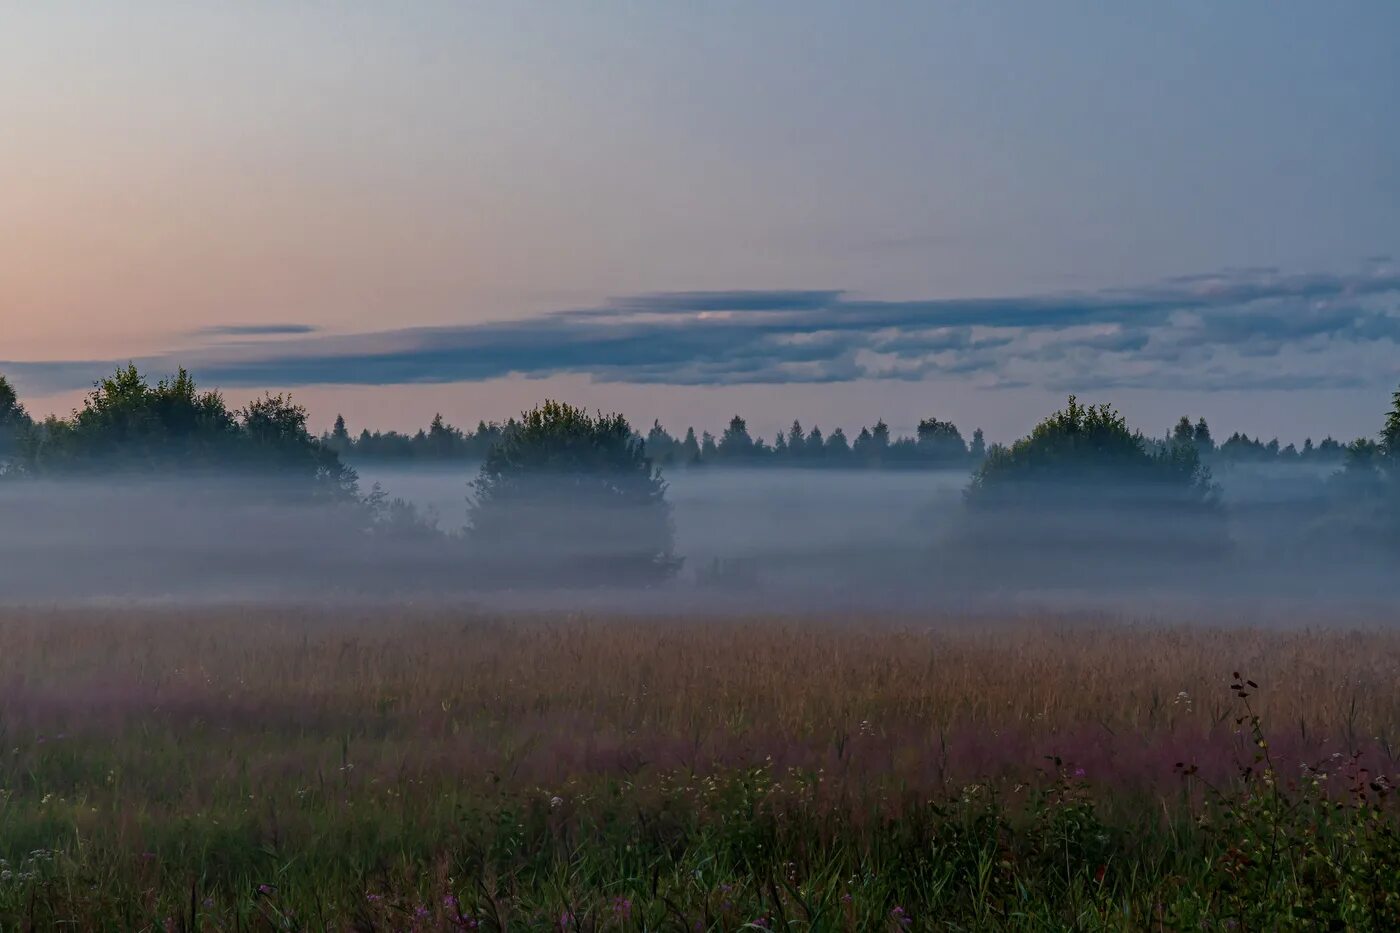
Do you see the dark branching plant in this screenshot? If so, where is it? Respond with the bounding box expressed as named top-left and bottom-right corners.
top-left (1173, 674), bottom-right (1400, 929)
top-left (468, 400), bottom-right (680, 584)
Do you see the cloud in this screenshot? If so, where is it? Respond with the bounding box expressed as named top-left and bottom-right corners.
top-left (1051, 369), bottom-right (1372, 393)
top-left (4, 265), bottom-right (1399, 395)
top-left (196, 324), bottom-right (319, 337)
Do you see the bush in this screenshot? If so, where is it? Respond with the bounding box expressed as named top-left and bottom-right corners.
top-left (468, 400), bottom-right (680, 584)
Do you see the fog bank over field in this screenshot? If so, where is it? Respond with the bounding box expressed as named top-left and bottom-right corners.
top-left (1, 369), bottom-right (1394, 611)
top-left (359, 464), bottom-right (969, 572)
top-left (0, 459), bottom-right (1391, 616)
top-left (361, 461), bottom-right (1390, 602)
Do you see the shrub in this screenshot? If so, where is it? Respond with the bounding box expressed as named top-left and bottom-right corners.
top-left (468, 400), bottom-right (680, 583)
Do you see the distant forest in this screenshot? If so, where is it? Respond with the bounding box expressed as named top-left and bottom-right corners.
top-left (2, 366), bottom-right (1397, 593)
top-left (323, 410), bottom-right (1355, 470)
top-left (0, 368), bottom-right (1370, 476)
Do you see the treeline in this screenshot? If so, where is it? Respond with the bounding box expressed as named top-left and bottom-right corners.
top-left (323, 409), bottom-right (1362, 471)
top-left (322, 414), bottom-right (510, 463)
top-left (0, 366), bottom-right (357, 500)
top-left (1162, 416), bottom-right (1350, 466)
top-left (325, 412), bottom-right (989, 468)
top-left (0, 369), bottom-right (1375, 478)
top-left (2, 365), bottom-right (1398, 591)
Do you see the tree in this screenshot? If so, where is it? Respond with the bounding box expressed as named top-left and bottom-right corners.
top-left (0, 374), bottom-right (32, 462)
top-left (826, 427), bottom-right (852, 459)
top-left (971, 397), bottom-right (1216, 499)
top-left (1383, 385), bottom-right (1400, 462)
top-left (468, 401), bottom-right (680, 583)
top-left (1325, 433), bottom-right (1397, 549)
top-left (26, 365), bottom-right (236, 470)
top-left (646, 420), bottom-right (677, 465)
top-left (326, 414), bottom-right (353, 456)
top-left (871, 420), bottom-right (891, 461)
top-left (0, 376), bottom-right (27, 426)
top-left (852, 427), bottom-right (874, 461)
top-left (718, 415), bottom-right (755, 460)
top-left (961, 396), bottom-right (1225, 571)
top-left (244, 393), bottom-right (359, 494)
top-left (14, 365), bottom-right (356, 498)
top-left (970, 428), bottom-right (986, 461)
top-left (1339, 385), bottom-right (1400, 498)
top-left (679, 427), bottom-right (701, 464)
top-left (916, 417), bottom-right (967, 463)
top-left (1172, 416), bottom-right (1195, 447)
top-left (1193, 417), bottom-right (1214, 455)
top-left (786, 420), bottom-right (805, 459)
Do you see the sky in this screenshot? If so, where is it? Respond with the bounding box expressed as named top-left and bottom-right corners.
top-left (3, 1), bottom-right (1399, 443)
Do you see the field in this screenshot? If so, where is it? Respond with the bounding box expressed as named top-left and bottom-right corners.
top-left (3, 606), bottom-right (1400, 930)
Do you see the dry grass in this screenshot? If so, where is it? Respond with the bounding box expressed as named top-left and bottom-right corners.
top-left (4, 605), bottom-right (1400, 787)
top-left (4, 605), bottom-right (1400, 928)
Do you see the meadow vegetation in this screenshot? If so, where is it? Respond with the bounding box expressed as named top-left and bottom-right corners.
top-left (3, 370), bottom-right (1400, 927)
top-left (3, 607), bottom-right (1400, 929)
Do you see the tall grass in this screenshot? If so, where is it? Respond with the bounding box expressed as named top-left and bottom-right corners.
top-left (1, 607), bottom-right (1398, 929)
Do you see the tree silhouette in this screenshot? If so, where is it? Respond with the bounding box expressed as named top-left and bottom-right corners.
top-left (238, 392), bottom-right (358, 498)
top-left (1172, 416), bottom-right (1195, 447)
top-left (679, 427), bottom-right (701, 464)
top-left (468, 400), bottom-right (679, 583)
top-left (962, 396), bottom-right (1225, 570)
top-left (646, 420), bottom-right (677, 465)
top-left (786, 420), bottom-right (805, 459)
top-left (1383, 385), bottom-right (1400, 463)
top-left (916, 417), bottom-right (968, 462)
top-left (1193, 417), bottom-right (1214, 454)
top-left (13, 365), bottom-right (356, 498)
top-left (327, 414), bottom-right (352, 456)
top-left (0, 374), bottom-right (31, 463)
top-left (718, 415), bottom-right (755, 460)
top-left (972, 397), bottom-right (1216, 501)
top-left (870, 420), bottom-right (891, 465)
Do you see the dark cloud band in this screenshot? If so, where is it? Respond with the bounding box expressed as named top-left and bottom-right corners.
top-left (5, 266), bottom-right (1399, 394)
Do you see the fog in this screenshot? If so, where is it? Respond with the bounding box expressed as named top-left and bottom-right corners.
top-left (0, 461), bottom-right (1392, 618)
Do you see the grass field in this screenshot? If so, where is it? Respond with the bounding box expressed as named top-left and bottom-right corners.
top-left (2, 606), bottom-right (1400, 930)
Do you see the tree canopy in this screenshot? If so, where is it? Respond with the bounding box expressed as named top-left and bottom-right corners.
top-left (957, 397), bottom-right (1226, 573)
top-left (12, 365), bottom-right (356, 498)
top-left (468, 400), bottom-right (679, 583)
top-left (969, 397), bottom-right (1217, 506)
top-left (0, 375), bottom-right (31, 463)
top-left (1383, 385), bottom-right (1400, 464)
